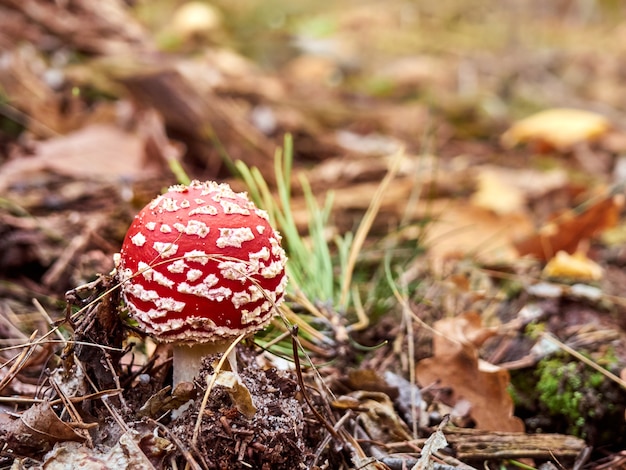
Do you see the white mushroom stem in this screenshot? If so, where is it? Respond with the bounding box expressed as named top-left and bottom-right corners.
top-left (172, 342), bottom-right (238, 387)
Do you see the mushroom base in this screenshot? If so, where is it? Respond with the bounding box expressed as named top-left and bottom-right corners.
top-left (172, 341), bottom-right (233, 386)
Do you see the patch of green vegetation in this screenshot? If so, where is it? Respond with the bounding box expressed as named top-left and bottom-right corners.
top-left (524, 322), bottom-right (546, 340)
top-left (536, 358), bottom-right (586, 436)
top-left (587, 371), bottom-right (604, 389)
top-left (511, 338), bottom-right (626, 449)
top-left (533, 351), bottom-right (625, 439)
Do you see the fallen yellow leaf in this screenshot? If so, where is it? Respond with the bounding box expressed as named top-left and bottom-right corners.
top-left (501, 108), bottom-right (610, 151)
top-left (542, 250), bottom-right (603, 281)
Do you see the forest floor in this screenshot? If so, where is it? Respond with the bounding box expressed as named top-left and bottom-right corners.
top-left (1, 1), bottom-right (626, 469)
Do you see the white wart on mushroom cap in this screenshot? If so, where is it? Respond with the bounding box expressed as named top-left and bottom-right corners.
top-left (115, 180), bottom-right (288, 343)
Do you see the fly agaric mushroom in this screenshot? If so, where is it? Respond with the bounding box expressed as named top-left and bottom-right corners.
top-left (114, 180), bottom-right (287, 387)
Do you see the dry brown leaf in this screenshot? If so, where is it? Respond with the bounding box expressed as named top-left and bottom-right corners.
top-left (416, 312), bottom-right (524, 432)
top-left (138, 382), bottom-right (196, 418)
top-left (0, 123), bottom-right (163, 193)
top-left (420, 200), bottom-right (534, 266)
top-left (542, 250), bottom-right (603, 281)
top-left (412, 424), bottom-right (448, 470)
top-left (501, 108), bottom-right (611, 151)
top-left (346, 369), bottom-right (399, 396)
top-left (214, 371), bottom-right (257, 419)
top-left (348, 391), bottom-right (413, 443)
top-left (514, 194), bottom-right (624, 261)
top-left (0, 402), bottom-right (86, 456)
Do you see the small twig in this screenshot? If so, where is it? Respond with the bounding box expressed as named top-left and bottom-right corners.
top-left (74, 358), bottom-right (132, 436)
top-left (32, 299), bottom-right (66, 343)
top-left (0, 331), bottom-right (39, 394)
top-left (291, 325), bottom-right (342, 442)
top-left (0, 101), bottom-right (60, 138)
top-left (542, 332), bottom-right (626, 389)
top-left (48, 377), bottom-right (94, 446)
top-left (103, 352), bottom-right (130, 412)
top-left (0, 339), bottom-right (124, 354)
top-left (0, 388), bottom-right (123, 406)
top-left (148, 418), bottom-right (204, 470)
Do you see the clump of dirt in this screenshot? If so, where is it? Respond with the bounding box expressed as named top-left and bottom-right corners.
top-left (169, 356), bottom-right (318, 469)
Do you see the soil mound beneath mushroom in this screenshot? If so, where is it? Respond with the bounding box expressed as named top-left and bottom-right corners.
top-left (170, 355), bottom-right (319, 469)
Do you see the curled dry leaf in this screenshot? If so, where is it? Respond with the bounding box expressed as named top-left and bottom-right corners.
top-left (0, 402), bottom-right (86, 457)
top-left (137, 383), bottom-right (196, 418)
top-left (349, 391), bottom-right (414, 444)
top-left (213, 370), bottom-right (258, 419)
top-left (412, 424), bottom-right (448, 470)
top-left (501, 108), bottom-right (611, 151)
top-left (415, 312), bottom-right (524, 432)
top-left (514, 194), bottom-right (624, 261)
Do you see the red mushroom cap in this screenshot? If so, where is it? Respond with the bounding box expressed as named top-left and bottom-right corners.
top-left (115, 180), bottom-right (288, 343)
